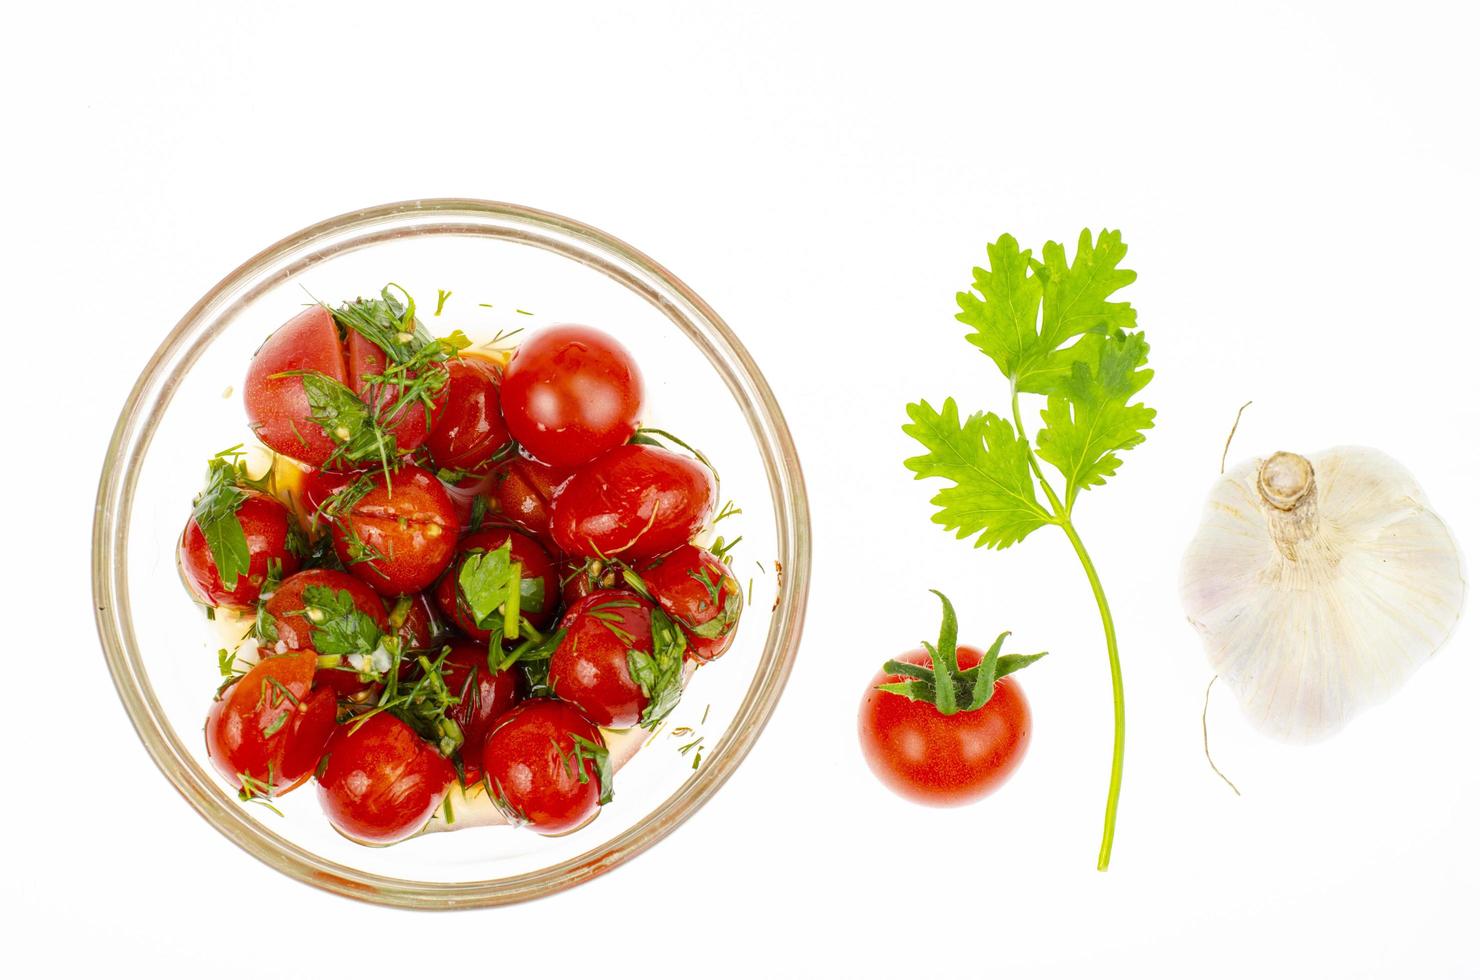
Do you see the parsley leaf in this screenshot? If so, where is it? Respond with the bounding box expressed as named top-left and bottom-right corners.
top-left (902, 398), bottom-right (1053, 549)
top-left (298, 585), bottom-right (382, 657)
top-left (958, 230), bottom-right (1137, 395)
top-left (191, 448), bottom-right (252, 590)
top-left (458, 544), bottom-right (546, 630)
top-left (1034, 330), bottom-right (1156, 510)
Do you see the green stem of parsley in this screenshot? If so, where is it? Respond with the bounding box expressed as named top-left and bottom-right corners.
top-left (1012, 388), bottom-right (1125, 872)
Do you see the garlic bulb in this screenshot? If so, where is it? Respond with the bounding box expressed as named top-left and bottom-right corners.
top-left (1180, 446), bottom-right (1465, 741)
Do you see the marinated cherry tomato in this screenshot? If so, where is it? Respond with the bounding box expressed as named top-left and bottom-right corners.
top-left (642, 544), bottom-right (742, 662)
top-left (488, 453), bottom-right (571, 545)
top-left (434, 528), bottom-right (560, 641)
top-left (244, 307), bottom-right (349, 468)
top-left (204, 651), bottom-right (336, 797)
top-left (390, 591), bottom-right (446, 652)
top-left (263, 569), bottom-right (389, 696)
top-left (330, 465), bottom-right (458, 596)
top-left (550, 445), bottom-right (714, 560)
top-left (316, 712), bottom-right (455, 845)
top-left (179, 490), bottom-right (301, 610)
top-left (439, 643), bottom-right (523, 785)
top-left (499, 325), bottom-right (643, 467)
top-left (481, 699), bottom-right (609, 835)
top-left (344, 331), bottom-right (446, 459)
top-left (857, 595), bottom-right (1037, 807)
top-left (426, 356), bottom-right (510, 477)
top-left (296, 465), bottom-right (353, 533)
top-left (548, 590), bottom-right (659, 728)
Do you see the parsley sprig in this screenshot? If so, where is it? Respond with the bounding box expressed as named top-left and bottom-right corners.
top-left (190, 446), bottom-right (258, 591)
top-left (903, 229), bottom-right (1152, 871)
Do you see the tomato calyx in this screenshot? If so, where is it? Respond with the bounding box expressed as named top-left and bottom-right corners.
top-left (877, 591), bottom-right (1047, 716)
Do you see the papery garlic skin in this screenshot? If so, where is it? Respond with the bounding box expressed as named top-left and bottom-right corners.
top-left (1180, 446), bottom-right (1465, 741)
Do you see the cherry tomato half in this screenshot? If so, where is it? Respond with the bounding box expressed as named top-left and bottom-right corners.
top-left (641, 545), bottom-right (742, 662)
top-left (204, 651), bottom-right (336, 797)
top-left (550, 445), bottom-right (714, 560)
top-left (330, 465), bottom-right (458, 596)
top-left (178, 490), bottom-right (302, 610)
top-left (316, 711), bottom-right (455, 845)
top-left (481, 699), bottom-right (608, 835)
top-left (857, 647), bottom-right (1032, 807)
top-left (548, 589), bottom-right (657, 728)
top-left (499, 325), bottom-right (643, 467)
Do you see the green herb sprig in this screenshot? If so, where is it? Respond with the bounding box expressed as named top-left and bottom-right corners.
top-left (903, 229), bottom-right (1153, 870)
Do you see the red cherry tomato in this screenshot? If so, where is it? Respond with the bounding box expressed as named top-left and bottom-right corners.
top-left (439, 643), bottom-right (523, 786)
top-left (433, 528), bottom-right (560, 641)
top-left (499, 325), bottom-right (644, 467)
top-left (642, 545), bottom-right (742, 662)
top-left (204, 651), bottom-right (336, 797)
top-left (550, 445), bottom-right (714, 560)
top-left (426, 356), bottom-right (510, 476)
top-left (481, 699), bottom-right (608, 835)
top-left (178, 490), bottom-right (302, 610)
top-left (548, 590), bottom-right (657, 728)
top-left (487, 452), bottom-right (572, 546)
top-left (857, 647), bottom-right (1032, 806)
top-left (344, 331), bottom-right (446, 458)
top-left (391, 590), bottom-right (446, 652)
top-left (244, 307), bottom-right (348, 468)
top-left (330, 465), bottom-right (458, 596)
top-left (316, 712), bottom-right (455, 845)
top-left (263, 569), bottom-right (389, 696)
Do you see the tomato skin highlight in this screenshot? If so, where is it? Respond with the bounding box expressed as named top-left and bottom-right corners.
top-left (550, 445), bottom-right (715, 560)
top-left (204, 651), bottom-right (330, 796)
top-left (857, 647), bottom-right (1032, 807)
top-left (439, 642), bottom-right (523, 786)
top-left (243, 307), bottom-right (349, 467)
top-left (178, 490), bottom-right (302, 609)
top-left (316, 712), bottom-right (455, 845)
top-left (433, 528), bottom-right (560, 641)
top-left (548, 589), bottom-right (655, 728)
top-left (481, 699), bottom-right (606, 835)
top-left (500, 325), bottom-right (644, 467)
top-left (642, 544), bottom-right (741, 662)
top-left (330, 464), bottom-right (458, 596)
top-left (426, 356), bottom-right (510, 475)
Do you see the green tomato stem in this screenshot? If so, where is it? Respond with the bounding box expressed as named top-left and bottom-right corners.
top-left (1012, 388), bottom-right (1125, 871)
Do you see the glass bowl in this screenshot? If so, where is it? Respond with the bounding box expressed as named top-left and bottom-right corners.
top-left (92, 199), bottom-right (810, 909)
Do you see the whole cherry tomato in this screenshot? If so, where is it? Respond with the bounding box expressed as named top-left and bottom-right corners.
top-left (179, 490), bottom-right (301, 610)
top-left (426, 355), bottom-right (510, 477)
top-left (433, 528), bottom-right (560, 641)
top-left (344, 330), bottom-right (446, 459)
top-left (487, 452), bottom-right (572, 546)
top-left (548, 590), bottom-right (662, 728)
top-left (329, 465), bottom-right (458, 596)
top-left (390, 590), bottom-right (447, 653)
top-left (858, 646), bottom-right (1032, 807)
top-left (550, 445), bottom-right (714, 560)
top-left (439, 642), bottom-right (523, 786)
top-left (204, 651), bottom-right (336, 798)
top-left (481, 699), bottom-right (609, 835)
top-left (499, 325), bottom-right (643, 467)
top-left (316, 712), bottom-right (455, 845)
top-left (263, 569), bottom-right (389, 697)
top-left (641, 544), bottom-right (742, 662)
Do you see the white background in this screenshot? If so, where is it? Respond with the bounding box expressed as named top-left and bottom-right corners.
top-left (6, 2), bottom-right (1478, 977)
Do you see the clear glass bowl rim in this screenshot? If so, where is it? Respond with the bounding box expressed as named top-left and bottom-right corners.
top-left (91, 198), bottom-right (810, 909)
